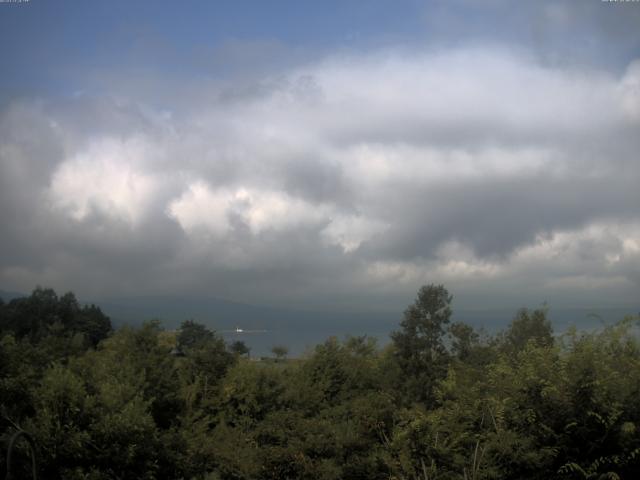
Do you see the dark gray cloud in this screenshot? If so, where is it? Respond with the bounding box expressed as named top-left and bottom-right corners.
top-left (363, 172), bottom-right (640, 260)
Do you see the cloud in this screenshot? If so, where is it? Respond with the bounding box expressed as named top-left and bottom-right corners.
top-left (167, 181), bottom-right (387, 254)
top-left (361, 220), bottom-right (640, 308)
top-left (619, 60), bottom-right (640, 121)
top-left (0, 46), bottom-right (638, 310)
top-left (49, 137), bottom-right (160, 224)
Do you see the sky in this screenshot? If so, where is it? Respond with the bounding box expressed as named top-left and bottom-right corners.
top-left (1, 0), bottom-right (639, 316)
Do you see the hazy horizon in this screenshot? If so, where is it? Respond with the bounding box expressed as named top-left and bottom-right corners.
top-left (2, 286), bottom-right (635, 357)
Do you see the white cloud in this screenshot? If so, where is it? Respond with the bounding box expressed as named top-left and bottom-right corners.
top-left (167, 181), bottom-right (386, 253)
top-left (49, 137), bottom-right (160, 224)
top-left (321, 214), bottom-right (388, 253)
top-left (340, 143), bottom-right (560, 186)
top-left (167, 183), bottom-right (328, 236)
top-left (166, 181), bottom-right (233, 237)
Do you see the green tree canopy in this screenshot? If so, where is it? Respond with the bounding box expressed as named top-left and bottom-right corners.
top-left (502, 306), bottom-right (554, 355)
top-left (177, 319), bottom-right (215, 350)
top-left (230, 340), bottom-right (250, 357)
top-left (391, 284), bottom-right (453, 404)
top-left (271, 345), bottom-right (288, 360)
top-left (0, 287), bottom-right (111, 347)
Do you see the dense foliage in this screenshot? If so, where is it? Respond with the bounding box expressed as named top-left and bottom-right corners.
top-left (1, 286), bottom-right (639, 479)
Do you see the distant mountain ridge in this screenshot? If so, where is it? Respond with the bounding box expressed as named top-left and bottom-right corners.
top-left (90, 295), bottom-right (398, 357)
top-left (94, 294), bottom-right (395, 333)
top-left (0, 289), bottom-right (26, 302)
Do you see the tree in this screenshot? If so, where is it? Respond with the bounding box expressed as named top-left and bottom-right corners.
top-left (271, 345), bottom-right (289, 361)
top-left (391, 284), bottom-right (452, 404)
top-left (230, 340), bottom-right (250, 358)
top-left (0, 287), bottom-right (111, 347)
top-left (448, 321), bottom-right (479, 360)
top-left (177, 320), bottom-right (214, 350)
top-left (502, 307), bottom-right (553, 356)
top-left (74, 303), bottom-right (111, 347)
top-left (177, 321), bottom-right (235, 397)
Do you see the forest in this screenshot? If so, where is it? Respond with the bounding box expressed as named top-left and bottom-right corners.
top-left (1, 285), bottom-right (639, 479)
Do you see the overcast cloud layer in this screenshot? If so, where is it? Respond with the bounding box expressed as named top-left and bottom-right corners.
top-left (1, 1), bottom-right (639, 312)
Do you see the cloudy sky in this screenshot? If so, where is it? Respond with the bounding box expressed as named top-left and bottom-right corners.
top-left (1, 0), bottom-right (639, 314)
